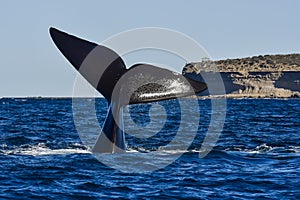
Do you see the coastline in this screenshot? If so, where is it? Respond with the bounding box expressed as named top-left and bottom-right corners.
top-left (2, 96), bottom-right (298, 100)
top-left (183, 54), bottom-right (300, 99)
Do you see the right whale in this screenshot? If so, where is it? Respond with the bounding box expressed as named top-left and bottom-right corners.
top-left (49, 27), bottom-right (207, 153)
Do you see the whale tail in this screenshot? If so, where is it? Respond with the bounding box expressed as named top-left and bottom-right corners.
top-left (49, 27), bottom-right (207, 153)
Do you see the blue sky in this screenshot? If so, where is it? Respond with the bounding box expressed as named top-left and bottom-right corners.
top-left (0, 0), bottom-right (299, 97)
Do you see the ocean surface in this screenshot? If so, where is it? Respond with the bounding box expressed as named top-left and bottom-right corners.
top-left (0, 98), bottom-right (299, 199)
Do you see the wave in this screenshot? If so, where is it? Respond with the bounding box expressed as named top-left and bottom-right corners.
top-left (1, 142), bottom-right (299, 157)
top-left (225, 144), bottom-right (300, 154)
top-left (0, 143), bottom-right (91, 156)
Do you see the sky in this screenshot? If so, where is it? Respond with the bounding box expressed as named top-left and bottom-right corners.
top-left (0, 0), bottom-right (299, 97)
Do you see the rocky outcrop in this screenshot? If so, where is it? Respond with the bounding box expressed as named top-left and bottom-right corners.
top-left (183, 54), bottom-right (300, 98)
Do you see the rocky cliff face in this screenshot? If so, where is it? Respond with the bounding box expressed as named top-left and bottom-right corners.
top-left (183, 54), bottom-right (300, 98)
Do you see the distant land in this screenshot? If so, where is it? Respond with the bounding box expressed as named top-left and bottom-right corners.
top-left (183, 54), bottom-right (300, 98)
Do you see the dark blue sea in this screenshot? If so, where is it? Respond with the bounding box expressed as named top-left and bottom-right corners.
top-left (0, 98), bottom-right (299, 199)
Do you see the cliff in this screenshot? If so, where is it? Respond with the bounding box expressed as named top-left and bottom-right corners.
top-left (183, 54), bottom-right (300, 98)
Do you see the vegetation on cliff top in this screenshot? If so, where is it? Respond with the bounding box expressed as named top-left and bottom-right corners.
top-left (185, 53), bottom-right (300, 73)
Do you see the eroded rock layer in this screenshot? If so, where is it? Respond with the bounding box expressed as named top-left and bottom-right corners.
top-left (183, 54), bottom-right (300, 98)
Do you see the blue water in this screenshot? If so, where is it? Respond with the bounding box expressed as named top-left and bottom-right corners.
top-left (0, 98), bottom-right (299, 199)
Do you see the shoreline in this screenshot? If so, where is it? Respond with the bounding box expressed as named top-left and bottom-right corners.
top-left (183, 54), bottom-right (300, 99)
top-left (1, 96), bottom-right (299, 100)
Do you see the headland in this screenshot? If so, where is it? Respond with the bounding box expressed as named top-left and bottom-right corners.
top-left (183, 54), bottom-right (300, 98)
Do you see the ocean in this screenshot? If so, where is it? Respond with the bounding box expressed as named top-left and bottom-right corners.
top-left (0, 98), bottom-right (299, 199)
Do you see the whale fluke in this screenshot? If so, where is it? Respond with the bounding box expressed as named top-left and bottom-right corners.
top-left (50, 27), bottom-right (207, 153)
top-left (50, 27), bottom-right (126, 101)
top-left (49, 27), bottom-right (98, 70)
